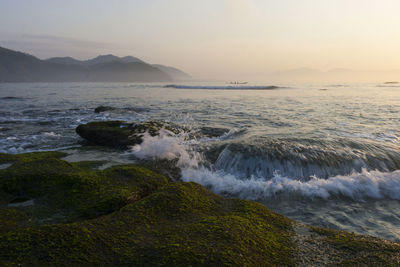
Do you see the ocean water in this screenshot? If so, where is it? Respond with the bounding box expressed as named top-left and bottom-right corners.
top-left (1, 82), bottom-right (400, 241)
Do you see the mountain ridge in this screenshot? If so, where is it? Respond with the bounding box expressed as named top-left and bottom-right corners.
top-left (0, 46), bottom-right (190, 82)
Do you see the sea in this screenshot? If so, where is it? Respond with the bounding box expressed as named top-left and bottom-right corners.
top-left (1, 82), bottom-right (400, 242)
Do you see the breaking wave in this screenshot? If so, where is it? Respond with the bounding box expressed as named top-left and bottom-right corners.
top-left (181, 168), bottom-right (400, 200)
top-left (164, 84), bottom-right (282, 90)
top-left (205, 139), bottom-right (400, 179)
top-left (127, 131), bottom-right (400, 201)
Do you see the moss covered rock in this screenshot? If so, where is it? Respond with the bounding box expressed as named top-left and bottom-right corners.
top-left (0, 182), bottom-right (296, 266)
top-left (310, 227), bottom-right (400, 266)
top-left (76, 120), bottom-right (180, 148)
top-left (0, 152), bottom-right (168, 224)
top-left (0, 152), bottom-right (296, 266)
top-left (0, 152), bottom-right (399, 266)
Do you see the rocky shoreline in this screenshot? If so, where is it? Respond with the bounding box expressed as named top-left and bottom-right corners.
top-left (0, 120), bottom-right (399, 266)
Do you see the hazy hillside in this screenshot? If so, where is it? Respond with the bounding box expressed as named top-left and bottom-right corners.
top-left (152, 64), bottom-right (191, 80)
top-left (46, 55), bottom-right (190, 80)
top-left (87, 61), bottom-right (171, 82)
top-left (46, 57), bottom-right (83, 65)
top-left (0, 47), bottom-right (87, 82)
top-left (0, 46), bottom-right (189, 82)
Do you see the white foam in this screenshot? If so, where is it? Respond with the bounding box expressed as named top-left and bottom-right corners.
top-left (181, 167), bottom-right (400, 200)
top-left (129, 129), bottom-right (199, 168)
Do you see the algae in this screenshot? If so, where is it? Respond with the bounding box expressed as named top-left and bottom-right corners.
top-left (0, 152), bottom-right (399, 266)
top-left (0, 152), bottom-right (168, 224)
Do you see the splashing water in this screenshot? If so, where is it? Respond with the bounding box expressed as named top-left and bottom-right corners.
top-left (130, 129), bottom-right (200, 168)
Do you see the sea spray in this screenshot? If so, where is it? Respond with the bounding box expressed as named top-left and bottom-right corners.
top-left (130, 129), bottom-right (200, 168)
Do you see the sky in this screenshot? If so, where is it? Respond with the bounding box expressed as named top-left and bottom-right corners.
top-left (1, 0), bottom-right (400, 81)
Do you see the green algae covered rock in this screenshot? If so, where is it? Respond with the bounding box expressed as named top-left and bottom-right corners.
top-left (0, 152), bottom-right (296, 266)
top-left (91, 182), bottom-right (295, 266)
top-left (0, 152), bottom-right (399, 266)
top-left (76, 120), bottom-right (181, 148)
top-left (0, 152), bottom-right (168, 224)
top-left (309, 227), bottom-right (400, 266)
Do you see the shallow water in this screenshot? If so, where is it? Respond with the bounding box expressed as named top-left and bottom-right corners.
top-left (1, 82), bottom-right (400, 241)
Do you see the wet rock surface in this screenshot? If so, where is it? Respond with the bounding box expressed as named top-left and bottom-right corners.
top-left (76, 120), bottom-right (180, 148)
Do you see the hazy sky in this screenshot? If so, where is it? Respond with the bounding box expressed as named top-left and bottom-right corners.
top-left (1, 0), bottom-right (400, 81)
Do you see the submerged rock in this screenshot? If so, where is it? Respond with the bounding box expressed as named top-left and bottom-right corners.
top-left (94, 105), bottom-right (149, 113)
top-left (94, 105), bottom-right (115, 113)
top-left (76, 120), bottom-right (180, 148)
top-left (0, 152), bottom-right (399, 266)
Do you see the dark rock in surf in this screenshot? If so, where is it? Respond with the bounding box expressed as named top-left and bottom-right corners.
top-left (76, 120), bottom-right (180, 148)
top-left (94, 106), bottom-right (149, 114)
top-left (94, 106), bottom-right (115, 113)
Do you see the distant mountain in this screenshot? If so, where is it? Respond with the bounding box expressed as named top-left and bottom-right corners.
top-left (46, 56), bottom-right (83, 65)
top-left (46, 55), bottom-right (191, 80)
top-left (273, 68), bottom-right (321, 77)
top-left (83, 54), bottom-right (144, 65)
top-left (86, 61), bottom-right (171, 82)
top-left (269, 67), bottom-right (400, 83)
top-left (0, 46), bottom-right (87, 82)
top-left (152, 64), bottom-right (191, 81)
top-left (0, 46), bottom-right (190, 82)
top-left (46, 54), bottom-right (144, 66)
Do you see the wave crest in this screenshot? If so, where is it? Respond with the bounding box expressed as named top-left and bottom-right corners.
top-left (164, 84), bottom-right (282, 90)
top-left (182, 168), bottom-right (400, 200)
top-left (126, 129), bottom-right (400, 201)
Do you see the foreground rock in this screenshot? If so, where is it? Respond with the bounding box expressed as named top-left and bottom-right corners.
top-left (0, 152), bottom-right (399, 266)
top-left (0, 152), bottom-right (168, 224)
top-left (76, 120), bottom-right (180, 148)
top-left (76, 120), bottom-right (234, 150)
